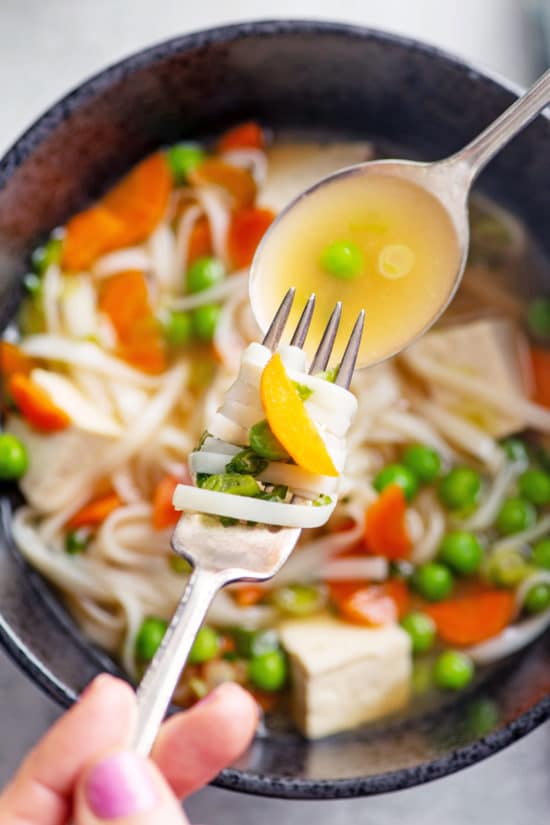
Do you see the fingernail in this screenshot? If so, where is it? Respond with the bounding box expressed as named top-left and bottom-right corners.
top-left (85, 752), bottom-right (157, 819)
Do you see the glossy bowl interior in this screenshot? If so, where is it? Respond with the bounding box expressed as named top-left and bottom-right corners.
top-left (1, 20), bottom-right (550, 800)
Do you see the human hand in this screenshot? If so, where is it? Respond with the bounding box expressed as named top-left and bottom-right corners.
top-left (0, 674), bottom-right (258, 824)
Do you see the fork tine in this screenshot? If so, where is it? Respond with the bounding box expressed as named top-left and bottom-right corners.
top-left (334, 309), bottom-right (365, 389)
top-left (290, 294), bottom-right (316, 347)
top-left (262, 288), bottom-right (295, 350)
top-left (309, 302), bottom-right (342, 374)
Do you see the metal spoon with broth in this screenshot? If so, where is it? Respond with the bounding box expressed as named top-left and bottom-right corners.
top-left (250, 69), bottom-right (550, 369)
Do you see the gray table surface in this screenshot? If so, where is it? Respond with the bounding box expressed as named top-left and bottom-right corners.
top-left (0, 1), bottom-right (548, 822)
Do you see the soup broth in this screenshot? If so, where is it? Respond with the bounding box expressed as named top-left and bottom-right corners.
top-left (251, 170), bottom-right (461, 367)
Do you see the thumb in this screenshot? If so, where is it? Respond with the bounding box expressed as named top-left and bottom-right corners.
top-left (74, 751), bottom-right (188, 825)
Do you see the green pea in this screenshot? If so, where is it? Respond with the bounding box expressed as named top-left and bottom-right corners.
top-left (233, 627), bottom-right (280, 659)
top-left (532, 538), bottom-right (550, 569)
top-left (496, 498), bottom-right (537, 535)
top-left (249, 419), bottom-right (289, 461)
top-left (501, 437), bottom-right (529, 464)
top-left (483, 547), bottom-right (531, 588)
top-left (433, 650), bottom-right (474, 691)
top-left (412, 562), bottom-right (454, 602)
top-left (524, 583), bottom-right (550, 614)
top-left (65, 527), bottom-right (92, 555)
top-left (400, 611), bottom-right (436, 654)
top-left (167, 143), bottom-right (206, 184)
top-left (31, 236), bottom-right (63, 276)
top-left (225, 448), bottom-right (268, 476)
top-left (373, 463), bottom-right (418, 501)
top-left (273, 584), bottom-right (325, 616)
top-left (187, 256), bottom-right (225, 294)
top-left (527, 297), bottom-right (550, 338)
top-left (438, 466), bottom-right (481, 511)
top-left (135, 617), bottom-right (168, 662)
top-left (162, 310), bottom-right (193, 347)
top-left (249, 649), bottom-right (288, 692)
top-left (202, 473), bottom-right (260, 497)
top-left (188, 625), bottom-right (220, 664)
top-left (518, 469), bottom-right (550, 506)
top-left (320, 240), bottom-right (364, 280)
top-left (0, 433), bottom-right (29, 480)
top-left (192, 304), bottom-right (221, 341)
top-left (439, 531), bottom-right (483, 576)
top-left (402, 444), bottom-right (441, 484)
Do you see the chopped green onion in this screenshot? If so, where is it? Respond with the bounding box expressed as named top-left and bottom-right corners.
top-left (249, 419), bottom-right (289, 461)
top-left (202, 473), bottom-right (260, 497)
top-left (292, 381), bottom-right (313, 401)
top-left (65, 527), bottom-right (92, 555)
top-left (225, 448), bottom-right (268, 476)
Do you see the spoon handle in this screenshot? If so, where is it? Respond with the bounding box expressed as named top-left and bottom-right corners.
top-left (451, 68), bottom-right (550, 182)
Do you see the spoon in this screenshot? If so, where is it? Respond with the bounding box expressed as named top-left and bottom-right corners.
top-left (250, 68), bottom-right (550, 365)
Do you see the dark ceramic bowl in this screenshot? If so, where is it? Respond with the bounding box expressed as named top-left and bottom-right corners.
top-left (1, 20), bottom-right (550, 800)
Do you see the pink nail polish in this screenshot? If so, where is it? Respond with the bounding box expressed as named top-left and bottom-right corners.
top-left (85, 752), bottom-right (157, 819)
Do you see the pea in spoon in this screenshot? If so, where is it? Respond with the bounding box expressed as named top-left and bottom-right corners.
top-left (250, 68), bottom-right (550, 365)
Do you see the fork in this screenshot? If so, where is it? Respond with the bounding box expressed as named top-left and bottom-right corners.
top-left (131, 290), bottom-right (365, 756)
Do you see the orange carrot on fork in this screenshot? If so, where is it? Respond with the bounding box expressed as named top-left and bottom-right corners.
top-left (218, 121), bottom-right (265, 152)
top-left (425, 588), bottom-right (516, 646)
top-left (152, 474), bottom-right (181, 530)
top-left (260, 353), bottom-right (338, 476)
top-left (63, 152), bottom-right (171, 271)
top-left (228, 207), bottom-right (275, 269)
top-left (8, 372), bottom-right (71, 432)
top-left (364, 484), bottom-right (411, 559)
top-left (67, 492), bottom-right (123, 529)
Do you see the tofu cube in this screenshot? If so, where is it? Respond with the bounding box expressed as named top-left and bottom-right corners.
top-left (411, 318), bottom-right (530, 438)
top-left (279, 615), bottom-right (411, 739)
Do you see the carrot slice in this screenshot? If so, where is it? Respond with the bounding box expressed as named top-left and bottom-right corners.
top-left (331, 579), bottom-right (410, 627)
top-left (426, 588), bottom-right (515, 646)
top-left (152, 474), bottom-right (180, 530)
top-left (189, 158), bottom-right (256, 209)
top-left (99, 270), bottom-right (166, 374)
top-left (99, 270), bottom-right (150, 339)
top-left (0, 341), bottom-right (34, 378)
top-left (228, 207), bottom-right (275, 269)
top-left (9, 372), bottom-right (71, 432)
top-left (364, 485), bottom-right (411, 559)
top-left (187, 215), bottom-right (213, 264)
top-left (530, 347), bottom-right (550, 408)
top-left (67, 492), bottom-right (123, 529)
top-left (233, 585), bottom-right (265, 607)
top-left (260, 353), bottom-right (338, 476)
top-left (218, 121), bottom-right (265, 152)
top-left (63, 153), bottom-right (171, 271)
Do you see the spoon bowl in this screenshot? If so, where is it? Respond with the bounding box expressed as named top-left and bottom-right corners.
top-left (250, 69), bottom-right (550, 368)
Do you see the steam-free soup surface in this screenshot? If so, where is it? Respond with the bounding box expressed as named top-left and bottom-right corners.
top-left (251, 170), bottom-right (461, 367)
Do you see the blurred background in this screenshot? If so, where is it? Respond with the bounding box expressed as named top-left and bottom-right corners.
top-left (0, 1), bottom-right (548, 823)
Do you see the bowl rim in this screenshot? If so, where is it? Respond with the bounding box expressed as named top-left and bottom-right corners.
top-left (1, 17), bottom-right (549, 800)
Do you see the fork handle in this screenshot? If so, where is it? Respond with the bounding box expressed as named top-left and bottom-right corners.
top-left (132, 566), bottom-right (225, 756)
